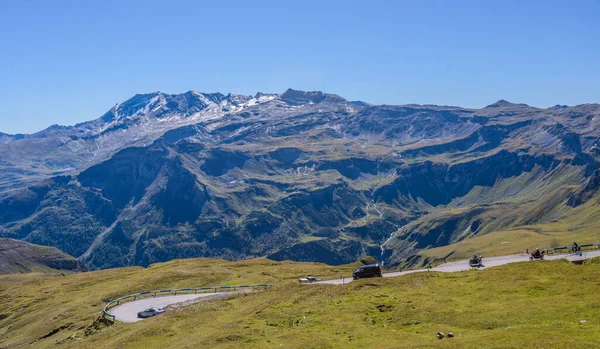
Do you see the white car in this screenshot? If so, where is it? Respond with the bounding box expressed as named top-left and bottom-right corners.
top-left (137, 307), bottom-right (165, 318)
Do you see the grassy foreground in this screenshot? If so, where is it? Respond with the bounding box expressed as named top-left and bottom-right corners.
top-left (2, 257), bottom-right (600, 348)
top-left (0, 258), bottom-right (356, 349)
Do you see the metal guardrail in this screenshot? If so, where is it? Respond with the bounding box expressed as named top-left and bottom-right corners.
top-left (544, 243), bottom-right (600, 254)
top-left (102, 284), bottom-right (272, 321)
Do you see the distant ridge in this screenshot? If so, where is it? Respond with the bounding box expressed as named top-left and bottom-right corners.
top-left (484, 99), bottom-right (530, 108)
top-left (0, 238), bottom-right (87, 274)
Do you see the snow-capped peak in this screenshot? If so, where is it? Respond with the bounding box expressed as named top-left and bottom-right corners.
top-left (116, 92), bottom-right (166, 118)
top-left (212, 92), bottom-right (278, 113)
top-left (255, 93), bottom-right (277, 103)
top-left (62, 90), bottom-right (282, 140)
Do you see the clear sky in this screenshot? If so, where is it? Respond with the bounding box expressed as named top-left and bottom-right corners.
top-left (0, 0), bottom-right (599, 134)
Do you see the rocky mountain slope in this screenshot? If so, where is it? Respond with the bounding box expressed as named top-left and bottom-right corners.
top-left (0, 132), bottom-right (17, 145)
top-left (0, 92), bottom-right (277, 192)
top-left (1, 89), bottom-right (599, 269)
top-left (0, 238), bottom-right (87, 274)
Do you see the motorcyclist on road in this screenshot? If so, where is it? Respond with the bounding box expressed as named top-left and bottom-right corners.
top-left (532, 248), bottom-right (543, 258)
top-left (470, 254), bottom-right (481, 264)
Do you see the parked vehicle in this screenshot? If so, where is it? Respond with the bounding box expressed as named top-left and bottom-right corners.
top-left (137, 307), bottom-right (165, 318)
top-left (352, 264), bottom-right (383, 280)
top-left (299, 275), bottom-right (321, 283)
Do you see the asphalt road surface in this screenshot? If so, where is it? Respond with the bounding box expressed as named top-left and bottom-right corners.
top-left (317, 250), bottom-right (600, 285)
top-left (111, 292), bottom-right (222, 322)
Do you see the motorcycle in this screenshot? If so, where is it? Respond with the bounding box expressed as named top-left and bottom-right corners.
top-left (469, 257), bottom-right (483, 267)
top-left (529, 251), bottom-right (545, 261)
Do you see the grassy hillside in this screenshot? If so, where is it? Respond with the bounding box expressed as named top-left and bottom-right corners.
top-left (0, 258), bottom-right (357, 348)
top-left (400, 196), bottom-right (600, 268)
top-left (2, 257), bottom-right (600, 348)
top-left (0, 238), bottom-right (87, 274)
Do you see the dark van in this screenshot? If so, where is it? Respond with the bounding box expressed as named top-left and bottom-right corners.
top-left (353, 263), bottom-right (383, 280)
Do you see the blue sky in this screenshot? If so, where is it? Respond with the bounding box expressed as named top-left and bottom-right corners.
top-left (0, 0), bottom-right (598, 134)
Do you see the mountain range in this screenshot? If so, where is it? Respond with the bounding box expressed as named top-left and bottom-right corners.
top-left (1, 89), bottom-right (599, 270)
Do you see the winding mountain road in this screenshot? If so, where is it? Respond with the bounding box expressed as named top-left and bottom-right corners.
top-left (111, 291), bottom-right (249, 322)
top-left (108, 250), bottom-right (600, 322)
top-left (111, 293), bottom-right (219, 322)
top-left (317, 250), bottom-right (600, 285)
